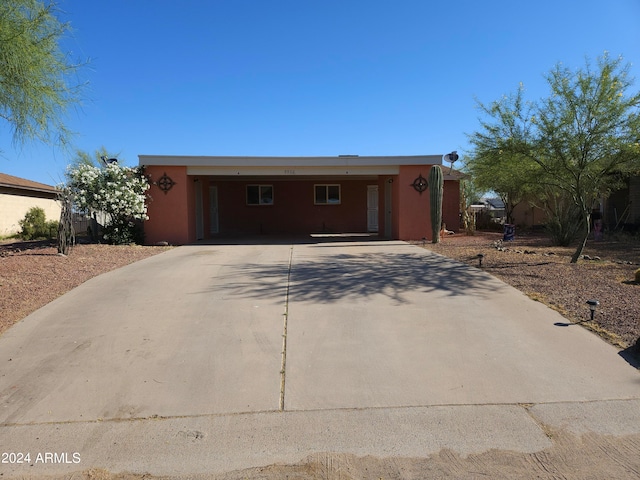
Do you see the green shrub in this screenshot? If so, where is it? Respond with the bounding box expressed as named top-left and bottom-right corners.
top-left (46, 220), bottom-right (59, 239)
top-left (19, 207), bottom-right (58, 240)
top-left (19, 207), bottom-right (46, 239)
top-left (635, 268), bottom-right (640, 283)
top-left (102, 217), bottom-right (144, 245)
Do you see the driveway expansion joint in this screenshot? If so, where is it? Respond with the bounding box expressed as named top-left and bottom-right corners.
top-left (5, 399), bottom-right (638, 429)
top-left (279, 244), bottom-right (294, 412)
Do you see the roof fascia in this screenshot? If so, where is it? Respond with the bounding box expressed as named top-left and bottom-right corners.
top-left (139, 155), bottom-right (443, 168)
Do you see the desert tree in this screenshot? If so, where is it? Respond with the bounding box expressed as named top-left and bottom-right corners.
top-left (0, 0), bottom-right (86, 150)
top-left (466, 88), bottom-right (541, 225)
top-left (467, 53), bottom-right (640, 262)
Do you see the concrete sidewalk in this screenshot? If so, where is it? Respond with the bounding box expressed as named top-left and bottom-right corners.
top-left (0, 240), bottom-right (638, 477)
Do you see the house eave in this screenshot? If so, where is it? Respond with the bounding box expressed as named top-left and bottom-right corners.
top-left (186, 165), bottom-right (401, 176)
top-left (139, 154), bottom-right (443, 169)
top-left (0, 183), bottom-right (58, 195)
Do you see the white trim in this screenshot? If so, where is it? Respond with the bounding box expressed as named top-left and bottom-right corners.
top-left (140, 154), bottom-right (442, 169)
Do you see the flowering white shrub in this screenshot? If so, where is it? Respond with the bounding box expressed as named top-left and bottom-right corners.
top-left (66, 163), bottom-right (150, 244)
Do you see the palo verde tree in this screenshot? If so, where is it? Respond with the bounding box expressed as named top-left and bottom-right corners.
top-left (466, 91), bottom-right (541, 224)
top-left (0, 0), bottom-right (86, 150)
top-left (467, 53), bottom-right (640, 262)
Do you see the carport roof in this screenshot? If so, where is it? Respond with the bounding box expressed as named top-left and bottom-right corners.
top-left (138, 154), bottom-right (443, 168)
top-left (139, 155), bottom-right (447, 177)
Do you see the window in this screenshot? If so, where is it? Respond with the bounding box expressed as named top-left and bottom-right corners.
top-left (314, 184), bottom-right (341, 205)
top-left (246, 185), bottom-right (273, 205)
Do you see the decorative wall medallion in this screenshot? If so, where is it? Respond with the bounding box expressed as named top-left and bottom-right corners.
top-left (411, 174), bottom-right (428, 194)
top-left (156, 172), bottom-right (176, 194)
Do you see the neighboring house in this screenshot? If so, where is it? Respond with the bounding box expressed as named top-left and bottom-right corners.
top-left (0, 173), bottom-right (60, 237)
top-left (511, 201), bottom-right (546, 228)
top-left (139, 155), bottom-right (461, 245)
top-left (468, 197), bottom-right (505, 222)
top-left (484, 197), bottom-right (506, 219)
top-left (511, 175), bottom-right (640, 231)
top-left (603, 175), bottom-right (640, 230)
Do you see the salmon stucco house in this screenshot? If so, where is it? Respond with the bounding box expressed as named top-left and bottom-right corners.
top-left (138, 155), bottom-right (461, 245)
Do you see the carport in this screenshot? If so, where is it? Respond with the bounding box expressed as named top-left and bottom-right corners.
top-left (138, 155), bottom-right (461, 245)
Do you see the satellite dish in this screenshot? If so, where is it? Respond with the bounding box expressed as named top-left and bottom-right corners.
top-left (443, 151), bottom-right (459, 163)
top-left (443, 151), bottom-right (458, 174)
top-left (101, 156), bottom-right (118, 165)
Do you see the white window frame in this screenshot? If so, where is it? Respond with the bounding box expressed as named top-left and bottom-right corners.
top-left (314, 184), bottom-right (341, 205)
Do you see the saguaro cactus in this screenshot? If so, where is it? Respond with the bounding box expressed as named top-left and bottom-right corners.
top-left (428, 165), bottom-right (444, 243)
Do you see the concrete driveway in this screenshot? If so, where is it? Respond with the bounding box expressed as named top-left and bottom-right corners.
top-left (1, 239), bottom-right (638, 477)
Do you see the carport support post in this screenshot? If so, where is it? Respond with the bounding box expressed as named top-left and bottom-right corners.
top-left (279, 245), bottom-right (294, 411)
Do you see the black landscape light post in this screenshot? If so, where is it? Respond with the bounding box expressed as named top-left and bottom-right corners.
top-left (586, 299), bottom-right (599, 321)
top-left (477, 253), bottom-right (485, 267)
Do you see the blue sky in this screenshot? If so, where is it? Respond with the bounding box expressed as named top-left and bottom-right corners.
top-left (1, 0), bottom-right (639, 185)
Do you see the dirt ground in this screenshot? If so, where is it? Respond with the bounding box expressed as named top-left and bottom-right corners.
top-left (13, 428), bottom-right (640, 479)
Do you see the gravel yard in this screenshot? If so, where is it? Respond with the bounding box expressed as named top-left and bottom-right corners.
top-left (0, 241), bottom-right (171, 336)
top-left (420, 231), bottom-right (640, 353)
top-left (1, 233), bottom-right (639, 358)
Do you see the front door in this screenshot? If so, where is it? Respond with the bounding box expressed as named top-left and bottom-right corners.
top-left (209, 186), bottom-right (219, 234)
top-left (367, 185), bottom-right (379, 232)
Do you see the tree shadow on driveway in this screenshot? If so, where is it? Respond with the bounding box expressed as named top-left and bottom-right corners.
top-left (213, 248), bottom-right (505, 305)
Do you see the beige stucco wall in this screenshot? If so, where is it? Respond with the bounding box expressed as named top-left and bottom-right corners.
top-left (0, 192), bottom-right (61, 236)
